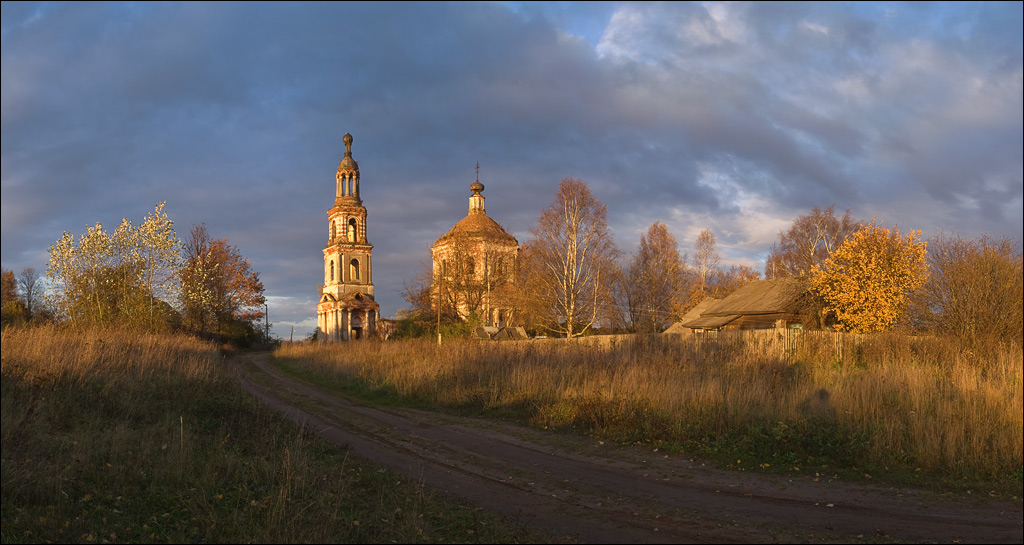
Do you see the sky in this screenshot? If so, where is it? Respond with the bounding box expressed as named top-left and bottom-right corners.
top-left (2, 1), bottom-right (1022, 339)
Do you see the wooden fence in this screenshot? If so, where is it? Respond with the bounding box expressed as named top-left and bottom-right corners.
top-left (516, 328), bottom-right (869, 361)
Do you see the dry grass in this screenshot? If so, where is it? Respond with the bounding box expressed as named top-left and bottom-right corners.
top-left (1, 325), bottom-right (560, 543)
top-left (275, 331), bottom-right (1022, 490)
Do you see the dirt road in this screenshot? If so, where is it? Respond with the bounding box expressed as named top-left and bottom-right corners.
top-left (234, 353), bottom-right (1021, 543)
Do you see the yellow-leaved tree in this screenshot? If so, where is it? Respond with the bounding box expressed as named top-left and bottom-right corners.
top-left (810, 220), bottom-right (928, 332)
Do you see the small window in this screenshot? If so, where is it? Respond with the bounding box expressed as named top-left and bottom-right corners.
top-left (330, 260), bottom-right (335, 281)
top-left (350, 258), bottom-right (359, 280)
top-left (348, 219), bottom-right (357, 241)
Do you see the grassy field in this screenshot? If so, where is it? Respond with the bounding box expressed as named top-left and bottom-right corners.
top-left (273, 331), bottom-right (1023, 497)
top-left (1, 326), bottom-right (563, 543)
top-left (4, 325), bottom-right (1019, 544)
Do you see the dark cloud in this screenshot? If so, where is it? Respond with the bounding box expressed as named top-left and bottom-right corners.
top-left (3, 2), bottom-right (1021, 338)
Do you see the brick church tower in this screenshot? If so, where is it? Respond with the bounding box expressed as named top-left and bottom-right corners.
top-left (317, 133), bottom-right (379, 340)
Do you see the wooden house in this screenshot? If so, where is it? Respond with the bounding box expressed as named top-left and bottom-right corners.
top-left (673, 277), bottom-right (809, 332)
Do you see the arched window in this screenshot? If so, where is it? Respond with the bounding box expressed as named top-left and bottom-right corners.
top-left (348, 218), bottom-right (357, 241)
top-left (350, 258), bottom-right (359, 280)
top-left (331, 221), bottom-right (336, 241)
top-left (330, 260), bottom-right (335, 281)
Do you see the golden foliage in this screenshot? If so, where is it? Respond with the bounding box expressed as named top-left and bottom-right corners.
top-left (811, 220), bottom-right (928, 333)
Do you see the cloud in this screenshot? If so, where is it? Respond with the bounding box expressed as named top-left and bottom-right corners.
top-left (3, 1), bottom-right (1020, 339)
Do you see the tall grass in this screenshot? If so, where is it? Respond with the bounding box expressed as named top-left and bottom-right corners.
top-left (275, 332), bottom-right (1022, 491)
top-left (1, 325), bottom-right (558, 543)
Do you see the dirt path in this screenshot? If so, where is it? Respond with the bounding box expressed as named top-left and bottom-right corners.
top-left (233, 353), bottom-right (1021, 544)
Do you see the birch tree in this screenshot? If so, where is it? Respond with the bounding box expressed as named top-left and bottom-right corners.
top-left (766, 205), bottom-right (860, 279)
top-left (523, 178), bottom-right (618, 337)
top-left (45, 203), bottom-right (181, 329)
top-left (17, 267), bottom-right (43, 321)
top-left (692, 228), bottom-right (719, 297)
top-left (135, 202), bottom-right (182, 326)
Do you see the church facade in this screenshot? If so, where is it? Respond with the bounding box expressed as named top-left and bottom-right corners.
top-left (316, 133), bottom-right (379, 340)
top-left (431, 170), bottom-right (519, 328)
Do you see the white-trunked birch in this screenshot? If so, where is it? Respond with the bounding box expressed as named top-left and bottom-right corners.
top-left (521, 178), bottom-right (618, 338)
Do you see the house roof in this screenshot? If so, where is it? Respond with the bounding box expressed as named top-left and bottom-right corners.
top-left (679, 277), bottom-right (808, 329)
top-left (663, 298), bottom-right (720, 333)
top-left (680, 313), bottom-right (739, 330)
top-left (702, 277), bottom-right (807, 316)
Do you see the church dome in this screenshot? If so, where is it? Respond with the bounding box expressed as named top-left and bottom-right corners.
top-left (434, 213), bottom-right (518, 248)
top-left (337, 133), bottom-right (359, 175)
top-left (434, 178), bottom-right (517, 247)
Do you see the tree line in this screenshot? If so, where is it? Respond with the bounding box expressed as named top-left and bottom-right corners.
top-left (400, 178), bottom-right (1022, 348)
top-left (2, 203), bottom-right (267, 345)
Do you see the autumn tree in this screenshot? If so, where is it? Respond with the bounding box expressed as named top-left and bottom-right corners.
top-left (401, 262), bottom-right (436, 316)
top-left (614, 222), bottom-right (688, 332)
top-left (810, 220), bottom-right (928, 333)
top-left (45, 203), bottom-right (181, 329)
top-left (522, 178), bottom-right (618, 337)
top-left (17, 267), bottom-right (44, 321)
top-left (666, 227), bottom-right (722, 317)
top-left (1, 268), bottom-right (27, 325)
top-left (134, 202), bottom-right (182, 325)
top-left (433, 231), bottom-right (489, 320)
top-left (179, 224), bottom-right (266, 342)
top-left (508, 243), bottom-right (551, 334)
top-left (709, 264), bottom-right (761, 299)
top-left (691, 228), bottom-right (720, 297)
top-left (766, 205), bottom-right (860, 279)
top-left (910, 234), bottom-right (1022, 346)
top-left (393, 262), bottom-right (440, 339)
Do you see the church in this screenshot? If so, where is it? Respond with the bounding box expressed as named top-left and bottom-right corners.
top-left (315, 134), bottom-right (521, 340)
top-left (316, 133), bottom-right (379, 340)
top-left (431, 166), bottom-right (519, 328)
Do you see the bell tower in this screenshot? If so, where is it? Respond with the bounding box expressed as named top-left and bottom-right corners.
top-left (317, 133), bottom-right (379, 340)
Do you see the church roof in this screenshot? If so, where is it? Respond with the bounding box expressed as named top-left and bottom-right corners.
top-left (434, 213), bottom-right (518, 247)
top-left (319, 291), bottom-right (380, 310)
top-left (434, 176), bottom-right (518, 248)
